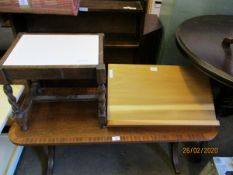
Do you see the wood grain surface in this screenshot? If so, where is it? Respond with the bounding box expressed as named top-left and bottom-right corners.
top-left (9, 96), bottom-right (218, 145)
top-left (107, 65), bottom-right (219, 126)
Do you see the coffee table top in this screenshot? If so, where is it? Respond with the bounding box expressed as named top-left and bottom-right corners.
top-left (176, 15), bottom-right (233, 87)
top-left (9, 88), bottom-right (218, 145)
top-left (2, 33), bottom-right (101, 67)
top-left (107, 64), bottom-right (219, 127)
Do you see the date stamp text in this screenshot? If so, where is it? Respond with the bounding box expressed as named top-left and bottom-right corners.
top-left (183, 147), bottom-right (218, 154)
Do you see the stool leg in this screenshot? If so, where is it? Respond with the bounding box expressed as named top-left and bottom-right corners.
top-left (96, 65), bottom-right (107, 128)
top-left (47, 146), bottom-right (55, 175)
top-left (3, 81), bottom-right (39, 131)
top-left (3, 84), bottom-right (28, 130)
top-left (1, 69), bottom-right (27, 130)
top-left (171, 142), bottom-right (181, 174)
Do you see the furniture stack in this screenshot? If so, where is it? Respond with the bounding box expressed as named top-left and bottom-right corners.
top-left (0, 4), bottom-right (230, 175)
top-left (0, 33), bottom-right (220, 174)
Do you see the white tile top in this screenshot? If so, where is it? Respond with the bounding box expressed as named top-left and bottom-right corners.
top-left (3, 34), bottom-right (99, 66)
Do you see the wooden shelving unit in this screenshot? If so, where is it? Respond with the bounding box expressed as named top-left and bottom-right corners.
top-left (105, 34), bottom-right (139, 48)
top-left (5, 0), bottom-right (162, 64)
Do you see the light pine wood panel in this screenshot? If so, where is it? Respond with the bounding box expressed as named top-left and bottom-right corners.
top-left (107, 64), bottom-right (219, 126)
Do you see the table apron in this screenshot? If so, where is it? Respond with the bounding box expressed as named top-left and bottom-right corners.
top-left (0, 68), bottom-right (97, 82)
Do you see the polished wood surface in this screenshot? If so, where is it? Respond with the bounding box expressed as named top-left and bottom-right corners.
top-left (107, 64), bottom-right (219, 126)
top-left (9, 99), bottom-right (218, 145)
top-left (176, 15), bottom-right (233, 87)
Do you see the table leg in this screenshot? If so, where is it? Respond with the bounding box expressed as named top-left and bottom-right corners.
top-left (171, 142), bottom-right (181, 174)
top-left (96, 65), bottom-right (107, 128)
top-left (3, 83), bottom-right (28, 130)
top-left (47, 146), bottom-right (55, 175)
top-left (3, 80), bottom-right (39, 131)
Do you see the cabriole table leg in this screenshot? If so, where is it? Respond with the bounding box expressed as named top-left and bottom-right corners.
top-left (171, 142), bottom-right (181, 174)
top-left (47, 146), bottom-right (55, 175)
top-left (96, 65), bottom-right (107, 128)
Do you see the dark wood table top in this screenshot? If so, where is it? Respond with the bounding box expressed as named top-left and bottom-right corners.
top-left (9, 88), bottom-right (218, 145)
top-left (176, 15), bottom-right (233, 87)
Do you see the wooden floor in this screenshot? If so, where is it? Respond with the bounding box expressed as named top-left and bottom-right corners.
top-left (9, 100), bottom-right (218, 146)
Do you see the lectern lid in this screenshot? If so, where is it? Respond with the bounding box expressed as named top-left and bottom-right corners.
top-left (176, 15), bottom-right (233, 86)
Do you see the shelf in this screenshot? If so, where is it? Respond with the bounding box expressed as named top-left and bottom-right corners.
top-left (105, 34), bottom-right (139, 48)
top-left (105, 49), bottom-right (135, 63)
top-left (0, 134), bottom-right (23, 175)
top-left (79, 0), bottom-right (143, 13)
